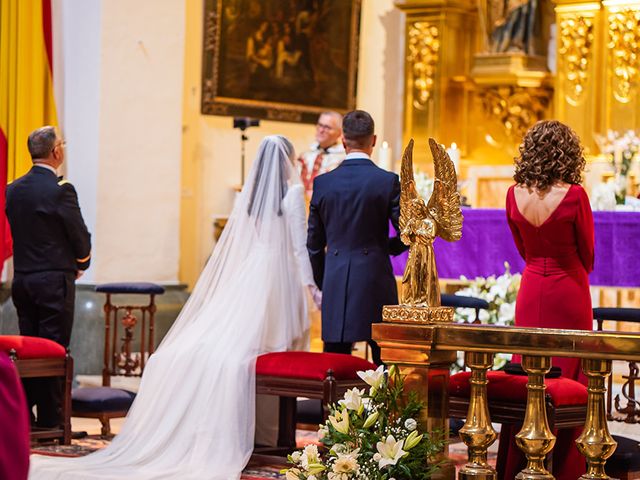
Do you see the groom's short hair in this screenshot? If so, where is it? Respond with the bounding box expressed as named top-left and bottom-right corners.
top-left (342, 110), bottom-right (374, 149)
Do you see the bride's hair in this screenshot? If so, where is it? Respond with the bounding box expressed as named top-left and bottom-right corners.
top-left (247, 135), bottom-right (296, 217)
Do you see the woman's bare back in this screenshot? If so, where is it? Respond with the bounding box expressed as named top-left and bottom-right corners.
top-left (513, 182), bottom-right (571, 227)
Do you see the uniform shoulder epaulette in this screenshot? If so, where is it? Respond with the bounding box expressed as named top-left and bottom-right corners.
top-left (58, 179), bottom-right (71, 186)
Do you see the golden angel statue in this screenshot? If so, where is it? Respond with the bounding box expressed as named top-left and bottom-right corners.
top-left (400, 138), bottom-right (463, 307)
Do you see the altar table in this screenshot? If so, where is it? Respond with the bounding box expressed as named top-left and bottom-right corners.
top-left (390, 209), bottom-right (640, 288)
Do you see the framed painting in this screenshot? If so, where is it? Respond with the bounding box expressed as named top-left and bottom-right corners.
top-left (201, 0), bottom-right (361, 123)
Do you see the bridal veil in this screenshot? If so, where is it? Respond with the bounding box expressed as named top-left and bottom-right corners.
top-left (30, 135), bottom-right (308, 479)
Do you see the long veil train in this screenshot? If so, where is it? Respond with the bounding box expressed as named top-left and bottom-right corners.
top-left (30, 136), bottom-right (309, 479)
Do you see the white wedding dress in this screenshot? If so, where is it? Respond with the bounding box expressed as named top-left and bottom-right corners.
top-left (30, 136), bottom-right (315, 479)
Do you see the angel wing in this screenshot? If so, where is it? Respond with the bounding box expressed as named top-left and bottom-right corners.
top-left (427, 138), bottom-right (463, 241)
top-left (400, 139), bottom-right (430, 244)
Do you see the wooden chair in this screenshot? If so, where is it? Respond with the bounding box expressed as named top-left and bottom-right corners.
top-left (71, 282), bottom-right (164, 436)
top-left (0, 335), bottom-right (73, 445)
top-left (255, 351), bottom-right (375, 453)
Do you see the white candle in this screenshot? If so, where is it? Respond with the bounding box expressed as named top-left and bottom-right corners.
top-left (613, 144), bottom-right (622, 168)
top-left (446, 142), bottom-right (461, 173)
top-left (378, 141), bottom-right (392, 171)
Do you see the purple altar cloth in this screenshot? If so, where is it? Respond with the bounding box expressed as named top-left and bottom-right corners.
top-left (390, 208), bottom-right (640, 287)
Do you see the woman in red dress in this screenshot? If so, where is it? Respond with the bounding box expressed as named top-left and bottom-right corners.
top-left (500, 120), bottom-right (594, 479)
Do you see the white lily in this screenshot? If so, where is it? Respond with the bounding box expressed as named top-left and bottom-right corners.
top-left (375, 435), bottom-right (408, 469)
top-left (300, 444), bottom-right (320, 469)
top-left (306, 463), bottom-right (326, 476)
top-left (357, 365), bottom-right (385, 392)
top-left (363, 410), bottom-right (379, 428)
top-left (403, 430), bottom-right (424, 450)
top-left (328, 409), bottom-right (350, 435)
top-left (338, 387), bottom-right (364, 411)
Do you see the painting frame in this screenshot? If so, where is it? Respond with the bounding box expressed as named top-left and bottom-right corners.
top-left (201, 0), bottom-right (361, 124)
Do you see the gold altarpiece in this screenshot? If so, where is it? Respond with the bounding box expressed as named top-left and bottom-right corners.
top-left (397, 0), bottom-right (640, 208)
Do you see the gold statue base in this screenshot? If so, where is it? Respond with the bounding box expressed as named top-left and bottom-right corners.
top-left (471, 53), bottom-right (552, 88)
top-left (382, 305), bottom-right (454, 324)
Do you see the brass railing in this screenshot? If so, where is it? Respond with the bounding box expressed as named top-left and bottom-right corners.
top-left (372, 322), bottom-right (640, 480)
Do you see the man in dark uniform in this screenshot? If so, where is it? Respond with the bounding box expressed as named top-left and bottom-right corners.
top-left (6, 126), bottom-right (91, 428)
top-left (307, 110), bottom-right (406, 365)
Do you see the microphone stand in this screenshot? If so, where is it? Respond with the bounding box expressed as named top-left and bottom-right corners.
top-left (240, 129), bottom-right (248, 186)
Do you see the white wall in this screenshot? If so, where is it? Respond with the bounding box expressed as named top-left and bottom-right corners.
top-left (95, 0), bottom-right (184, 283)
top-left (55, 0), bottom-right (185, 283)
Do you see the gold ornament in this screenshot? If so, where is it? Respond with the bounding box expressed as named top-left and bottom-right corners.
top-left (558, 15), bottom-right (595, 106)
top-left (399, 138), bottom-right (463, 307)
top-left (608, 10), bottom-right (640, 104)
top-left (479, 86), bottom-right (551, 140)
top-left (407, 23), bottom-right (440, 109)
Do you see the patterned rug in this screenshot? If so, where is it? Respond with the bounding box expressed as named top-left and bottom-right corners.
top-left (30, 432), bottom-right (493, 478)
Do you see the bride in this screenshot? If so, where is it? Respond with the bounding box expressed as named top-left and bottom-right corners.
top-left (30, 135), bottom-right (318, 479)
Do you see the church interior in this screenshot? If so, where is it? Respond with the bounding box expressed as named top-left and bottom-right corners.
top-left (1, 0), bottom-right (639, 479)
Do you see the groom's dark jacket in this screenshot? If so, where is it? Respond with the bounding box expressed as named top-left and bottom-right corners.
top-left (307, 156), bottom-right (406, 343)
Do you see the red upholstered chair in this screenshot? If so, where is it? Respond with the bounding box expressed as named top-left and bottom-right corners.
top-left (0, 335), bottom-right (73, 445)
top-left (255, 352), bottom-right (376, 451)
top-left (448, 370), bottom-right (588, 471)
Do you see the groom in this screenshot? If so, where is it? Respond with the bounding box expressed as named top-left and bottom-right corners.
top-left (307, 110), bottom-right (405, 365)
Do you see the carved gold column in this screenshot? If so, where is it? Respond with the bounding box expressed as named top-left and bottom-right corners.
top-left (395, 0), bottom-right (478, 167)
top-left (602, 3), bottom-right (640, 133)
top-left (554, 0), bottom-right (602, 154)
top-left (555, 0), bottom-right (640, 152)
top-left (576, 358), bottom-right (617, 480)
top-left (458, 351), bottom-right (497, 480)
top-left (515, 355), bottom-right (556, 480)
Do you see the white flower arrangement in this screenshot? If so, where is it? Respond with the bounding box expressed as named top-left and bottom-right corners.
top-left (594, 130), bottom-right (640, 205)
top-left (284, 366), bottom-right (443, 480)
top-left (413, 170), bottom-right (434, 203)
top-left (591, 181), bottom-right (617, 211)
top-left (453, 262), bottom-right (521, 370)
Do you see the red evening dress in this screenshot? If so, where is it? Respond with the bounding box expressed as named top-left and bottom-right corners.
top-left (499, 183), bottom-right (595, 480)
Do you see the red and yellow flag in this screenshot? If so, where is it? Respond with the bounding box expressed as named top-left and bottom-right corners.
top-left (0, 0), bottom-right (58, 263)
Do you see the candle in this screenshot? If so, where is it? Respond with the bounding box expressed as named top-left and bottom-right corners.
top-left (378, 141), bottom-right (392, 171)
top-left (446, 142), bottom-right (460, 173)
top-left (613, 144), bottom-right (622, 168)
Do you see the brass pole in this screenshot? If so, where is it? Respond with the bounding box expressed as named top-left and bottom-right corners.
top-left (459, 351), bottom-right (497, 480)
top-left (577, 359), bottom-right (617, 480)
top-left (515, 355), bottom-right (556, 480)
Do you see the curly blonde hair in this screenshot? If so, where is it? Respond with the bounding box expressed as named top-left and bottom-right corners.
top-left (513, 120), bottom-right (585, 191)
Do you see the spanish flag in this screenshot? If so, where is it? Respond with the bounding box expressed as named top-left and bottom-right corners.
top-left (0, 0), bottom-right (58, 266)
